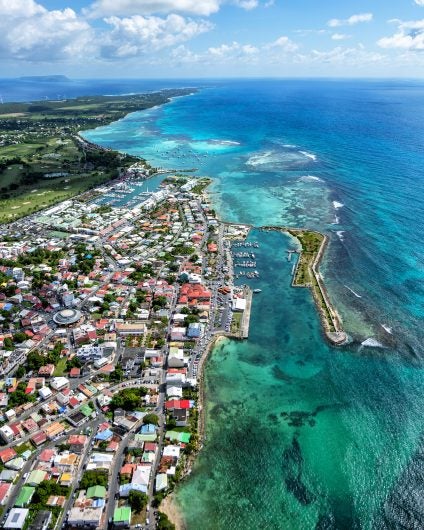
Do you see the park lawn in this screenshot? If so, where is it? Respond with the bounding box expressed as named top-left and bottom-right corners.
top-left (54, 357), bottom-right (68, 377)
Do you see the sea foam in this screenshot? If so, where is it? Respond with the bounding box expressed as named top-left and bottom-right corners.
top-left (299, 175), bottom-right (324, 183)
top-left (333, 201), bottom-right (344, 209)
top-left (361, 338), bottom-right (385, 348)
top-left (299, 151), bottom-right (317, 161)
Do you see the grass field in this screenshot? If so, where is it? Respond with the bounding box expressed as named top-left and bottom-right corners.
top-left (0, 88), bottom-right (194, 224)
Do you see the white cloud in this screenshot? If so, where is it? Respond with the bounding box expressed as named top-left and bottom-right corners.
top-left (0, 0), bottom-right (44, 17)
top-left (328, 13), bottom-right (373, 28)
top-left (268, 36), bottom-right (299, 52)
top-left (415, 0), bottom-right (424, 5)
top-left (0, 1), bottom-right (93, 61)
top-left (332, 33), bottom-right (350, 41)
top-left (378, 19), bottom-right (424, 50)
top-left (233, 0), bottom-right (258, 10)
top-left (207, 41), bottom-right (259, 61)
top-left (101, 14), bottom-right (212, 57)
top-left (308, 45), bottom-right (385, 66)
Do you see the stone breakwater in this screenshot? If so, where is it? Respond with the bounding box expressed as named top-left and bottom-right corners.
top-left (262, 226), bottom-right (348, 346)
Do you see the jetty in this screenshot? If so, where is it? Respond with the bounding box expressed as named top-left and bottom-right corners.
top-left (262, 226), bottom-right (347, 345)
top-left (241, 285), bottom-right (253, 339)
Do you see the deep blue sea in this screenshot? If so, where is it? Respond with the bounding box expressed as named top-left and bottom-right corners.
top-left (17, 78), bottom-right (424, 529)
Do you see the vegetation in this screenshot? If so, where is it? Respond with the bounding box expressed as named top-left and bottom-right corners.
top-left (32, 480), bottom-right (69, 506)
top-left (157, 511), bottom-right (176, 530)
top-left (0, 89), bottom-right (194, 222)
top-left (128, 490), bottom-right (148, 513)
top-left (79, 470), bottom-right (108, 489)
top-left (143, 413), bottom-right (159, 425)
top-left (8, 381), bottom-right (36, 407)
top-left (110, 387), bottom-right (148, 411)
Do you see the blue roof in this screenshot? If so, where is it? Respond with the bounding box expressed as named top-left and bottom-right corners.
top-left (95, 429), bottom-right (113, 440)
top-left (119, 483), bottom-right (147, 497)
top-left (92, 499), bottom-right (105, 508)
top-left (140, 424), bottom-right (156, 434)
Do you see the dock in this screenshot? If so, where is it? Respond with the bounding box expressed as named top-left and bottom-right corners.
top-left (240, 285), bottom-right (252, 339)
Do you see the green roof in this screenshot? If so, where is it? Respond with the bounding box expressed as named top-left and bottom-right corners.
top-left (27, 470), bottom-right (46, 485)
top-left (165, 431), bottom-right (191, 443)
top-left (15, 486), bottom-right (35, 507)
top-left (113, 506), bottom-right (132, 523)
top-left (80, 404), bottom-right (93, 417)
top-left (86, 485), bottom-right (106, 499)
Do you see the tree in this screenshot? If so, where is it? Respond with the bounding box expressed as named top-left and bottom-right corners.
top-left (109, 365), bottom-right (124, 383)
top-left (157, 512), bottom-right (176, 530)
top-left (80, 470), bottom-right (108, 489)
top-left (16, 365), bottom-right (26, 378)
top-left (3, 337), bottom-right (14, 350)
top-left (110, 387), bottom-right (147, 411)
top-left (143, 413), bottom-right (159, 425)
top-left (13, 332), bottom-right (27, 343)
top-left (128, 490), bottom-right (148, 513)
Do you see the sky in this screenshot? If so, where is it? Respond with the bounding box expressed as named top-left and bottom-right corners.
top-left (1, 0), bottom-right (424, 78)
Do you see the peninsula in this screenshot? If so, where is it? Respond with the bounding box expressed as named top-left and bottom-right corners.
top-left (262, 226), bottom-right (347, 345)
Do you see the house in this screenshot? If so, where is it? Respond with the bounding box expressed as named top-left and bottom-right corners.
top-left (68, 434), bottom-right (88, 454)
top-left (113, 506), bottom-right (131, 528)
top-left (26, 470), bottom-right (49, 486)
top-left (168, 347), bottom-right (185, 368)
top-left (15, 486), bottom-right (35, 507)
top-left (50, 377), bottom-right (69, 391)
top-left (67, 507), bottom-right (103, 528)
top-left (0, 425), bottom-right (15, 443)
top-left (155, 473), bottom-right (168, 492)
top-left (86, 485), bottom-right (106, 499)
top-left (187, 322), bottom-right (201, 338)
top-left (0, 447), bottom-right (17, 464)
top-left (4, 508), bottom-right (29, 529)
top-left (38, 364), bottom-right (55, 377)
top-left (0, 482), bottom-right (12, 505)
top-left (28, 510), bottom-right (52, 530)
top-left (38, 386), bottom-right (52, 400)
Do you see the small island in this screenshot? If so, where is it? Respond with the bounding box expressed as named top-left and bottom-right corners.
top-left (263, 226), bottom-right (348, 345)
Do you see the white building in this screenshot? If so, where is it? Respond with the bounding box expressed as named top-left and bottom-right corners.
top-left (76, 345), bottom-right (108, 363)
top-left (0, 425), bottom-right (14, 443)
top-left (4, 508), bottom-right (29, 529)
top-left (38, 387), bottom-right (53, 400)
top-left (168, 348), bottom-right (185, 368)
top-left (50, 377), bottom-right (70, 391)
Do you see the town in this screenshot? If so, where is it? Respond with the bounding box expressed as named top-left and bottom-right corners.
top-left (0, 162), bottom-right (252, 530)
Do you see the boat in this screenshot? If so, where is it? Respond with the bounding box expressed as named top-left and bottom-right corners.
top-left (253, 289), bottom-right (262, 293)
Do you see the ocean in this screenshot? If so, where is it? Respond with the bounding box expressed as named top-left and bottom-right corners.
top-left (80, 79), bottom-right (424, 529)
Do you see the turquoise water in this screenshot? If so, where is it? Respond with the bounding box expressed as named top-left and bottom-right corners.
top-left (83, 80), bottom-right (424, 529)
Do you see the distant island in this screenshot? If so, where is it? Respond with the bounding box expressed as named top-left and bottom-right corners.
top-left (18, 75), bottom-right (71, 83)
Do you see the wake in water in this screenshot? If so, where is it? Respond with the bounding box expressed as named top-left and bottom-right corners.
top-left (381, 324), bottom-right (393, 334)
top-left (345, 285), bottom-right (362, 298)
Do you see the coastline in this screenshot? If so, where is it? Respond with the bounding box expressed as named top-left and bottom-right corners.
top-left (262, 226), bottom-right (347, 345)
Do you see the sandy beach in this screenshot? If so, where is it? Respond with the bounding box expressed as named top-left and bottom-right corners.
top-left (161, 493), bottom-right (186, 530)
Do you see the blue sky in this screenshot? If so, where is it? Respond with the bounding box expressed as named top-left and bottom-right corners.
top-left (1, 0), bottom-right (424, 77)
